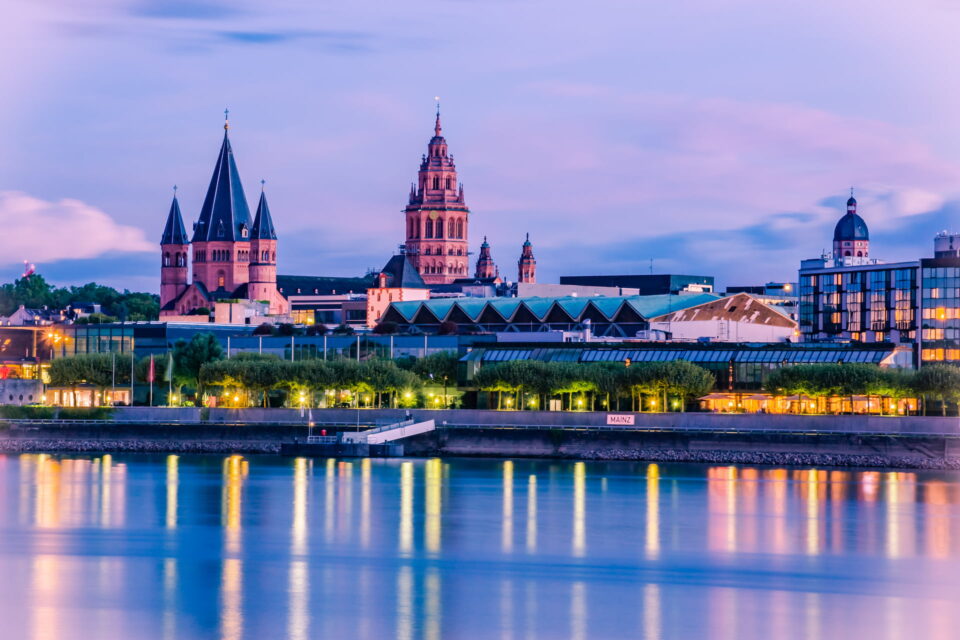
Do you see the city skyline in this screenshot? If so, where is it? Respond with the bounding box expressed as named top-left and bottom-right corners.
top-left (4, 0), bottom-right (960, 292)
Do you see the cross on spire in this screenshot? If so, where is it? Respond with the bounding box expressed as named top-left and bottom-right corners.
top-left (224, 108), bottom-right (230, 131)
top-left (173, 184), bottom-right (178, 198)
top-left (434, 96), bottom-right (442, 136)
top-left (261, 178), bottom-right (266, 192)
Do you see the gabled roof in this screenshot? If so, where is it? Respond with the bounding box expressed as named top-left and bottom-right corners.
top-left (161, 196), bottom-right (189, 245)
top-left (625, 292), bottom-right (719, 319)
top-left (380, 254), bottom-right (427, 289)
top-left (192, 131), bottom-right (253, 243)
top-left (251, 190), bottom-right (277, 240)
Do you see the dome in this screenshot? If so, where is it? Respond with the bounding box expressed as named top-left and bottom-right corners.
top-left (834, 212), bottom-right (869, 242)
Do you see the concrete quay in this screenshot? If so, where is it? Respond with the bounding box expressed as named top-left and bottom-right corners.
top-left (1, 408), bottom-right (958, 468)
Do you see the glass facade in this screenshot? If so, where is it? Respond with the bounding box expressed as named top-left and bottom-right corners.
top-left (799, 262), bottom-right (918, 345)
top-left (920, 260), bottom-right (960, 364)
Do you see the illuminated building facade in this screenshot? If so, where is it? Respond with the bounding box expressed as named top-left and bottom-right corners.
top-left (919, 232), bottom-right (960, 364)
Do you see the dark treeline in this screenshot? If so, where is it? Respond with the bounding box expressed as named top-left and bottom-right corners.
top-left (0, 274), bottom-right (159, 321)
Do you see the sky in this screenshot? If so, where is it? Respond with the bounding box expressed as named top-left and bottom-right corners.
top-left (2, 0), bottom-right (960, 293)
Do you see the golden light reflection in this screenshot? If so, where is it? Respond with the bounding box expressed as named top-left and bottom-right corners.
top-left (707, 466), bottom-right (737, 553)
top-left (219, 455), bottom-right (245, 640)
top-left (426, 568), bottom-right (441, 640)
top-left (325, 458), bottom-right (335, 543)
top-left (338, 461), bottom-right (354, 539)
top-left (425, 458), bottom-right (442, 554)
top-left (526, 475), bottom-right (537, 554)
top-left (739, 468), bottom-right (758, 552)
top-left (885, 472), bottom-right (917, 559)
top-left (163, 557), bottom-right (178, 640)
top-left (166, 455), bottom-right (178, 530)
top-left (765, 469), bottom-right (789, 554)
top-left (925, 481), bottom-right (951, 558)
top-left (500, 579), bottom-right (514, 640)
top-left (30, 554), bottom-right (59, 640)
top-left (643, 583), bottom-right (660, 640)
top-left (361, 458), bottom-right (371, 548)
top-left (645, 464), bottom-right (660, 559)
top-left (803, 469), bottom-right (824, 556)
top-left (830, 471), bottom-right (848, 553)
top-left (570, 581), bottom-right (586, 640)
top-left (502, 460), bottom-right (514, 553)
top-left (289, 459), bottom-right (309, 640)
top-left (572, 462), bottom-right (586, 557)
top-left (396, 565), bottom-right (413, 640)
top-left (399, 462), bottom-right (414, 554)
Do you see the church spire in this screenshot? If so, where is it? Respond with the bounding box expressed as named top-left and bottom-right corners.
top-left (192, 114), bottom-right (253, 242)
top-left (251, 186), bottom-right (277, 240)
top-left (518, 233), bottom-right (536, 284)
top-left (475, 235), bottom-right (497, 279)
top-left (161, 190), bottom-right (189, 245)
top-left (434, 98), bottom-right (442, 137)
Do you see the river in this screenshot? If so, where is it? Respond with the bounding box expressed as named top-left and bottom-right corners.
top-left (1, 454), bottom-right (957, 639)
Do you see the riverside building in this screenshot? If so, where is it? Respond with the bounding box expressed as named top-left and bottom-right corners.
top-left (798, 192), bottom-right (960, 366)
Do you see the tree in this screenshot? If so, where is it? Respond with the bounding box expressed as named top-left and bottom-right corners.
top-left (253, 323), bottom-right (275, 336)
top-left (305, 324), bottom-right (328, 336)
top-left (412, 352), bottom-right (459, 383)
top-left (438, 320), bottom-right (458, 335)
top-left (914, 365), bottom-right (960, 416)
top-left (332, 324), bottom-right (355, 335)
top-left (74, 313), bottom-right (119, 325)
top-left (373, 321), bottom-right (397, 335)
top-left (661, 360), bottom-right (715, 411)
top-left (46, 353), bottom-right (133, 406)
top-left (172, 333), bottom-right (225, 404)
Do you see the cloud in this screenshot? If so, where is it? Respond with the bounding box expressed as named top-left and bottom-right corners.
top-left (131, 0), bottom-right (241, 20)
top-left (0, 191), bottom-right (154, 268)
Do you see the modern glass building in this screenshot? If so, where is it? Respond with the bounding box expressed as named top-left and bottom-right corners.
top-left (919, 232), bottom-right (960, 365)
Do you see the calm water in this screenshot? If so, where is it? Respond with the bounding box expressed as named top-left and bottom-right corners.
top-left (2, 455), bottom-right (960, 640)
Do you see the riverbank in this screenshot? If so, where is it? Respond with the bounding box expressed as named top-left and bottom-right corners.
top-left (2, 409), bottom-right (959, 468)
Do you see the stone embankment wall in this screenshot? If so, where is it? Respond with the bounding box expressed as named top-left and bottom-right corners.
top-left (2, 407), bottom-right (959, 467)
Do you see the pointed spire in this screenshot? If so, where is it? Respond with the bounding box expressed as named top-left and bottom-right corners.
top-left (192, 116), bottom-right (253, 242)
top-left (251, 187), bottom-right (277, 240)
top-left (161, 192), bottom-right (189, 245)
top-left (847, 187), bottom-right (857, 212)
top-left (434, 96), bottom-right (442, 136)
top-left (224, 107), bottom-right (230, 132)
top-left (523, 232), bottom-right (531, 247)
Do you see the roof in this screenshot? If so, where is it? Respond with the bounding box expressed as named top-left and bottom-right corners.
top-left (385, 292), bottom-right (720, 325)
top-left (379, 254), bottom-right (427, 289)
top-left (161, 196), bottom-right (189, 245)
top-left (251, 191), bottom-right (277, 240)
top-left (192, 131), bottom-right (253, 243)
top-left (648, 292), bottom-right (796, 327)
top-left (277, 274), bottom-right (375, 297)
top-left (834, 212), bottom-right (869, 241)
top-left (464, 343), bottom-right (898, 366)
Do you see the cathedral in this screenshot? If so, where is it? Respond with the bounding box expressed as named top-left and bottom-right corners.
top-left (159, 114), bottom-right (289, 317)
top-left (401, 106), bottom-right (537, 286)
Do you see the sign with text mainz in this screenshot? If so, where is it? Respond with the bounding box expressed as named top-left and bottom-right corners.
top-left (606, 414), bottom-right (635, 426)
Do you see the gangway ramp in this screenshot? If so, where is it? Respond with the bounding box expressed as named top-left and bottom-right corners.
top-left (341, 419), bottom-right (436, 444)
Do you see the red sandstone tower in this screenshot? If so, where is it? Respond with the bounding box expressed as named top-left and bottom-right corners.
top-left (474, 236), bottom-right (498, 279)
top-left (159, 192), bottom-right (189, 309)
top-left (248, 186), bottom-right (288, 313)
top-left (518, 233), bottom-right (536, 284)
top-left (403, 105), bottom-right (470, 285)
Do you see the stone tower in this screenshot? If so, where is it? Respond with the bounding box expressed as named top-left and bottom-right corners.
top-left (403, 105), bottom-right (470, 285)
top-left (190, 114), bottom-right (253, 293)
top-left (159, 193), bottom-right (189, 309)
top-left (518, 233), bottom-right (536, 284)
top-left (474, 236), bottom-right (498, 279)
top-left (248, 187), bottom-right (287, 313)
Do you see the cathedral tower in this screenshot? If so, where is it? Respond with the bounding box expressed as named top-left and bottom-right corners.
top-left (159, 192), bottom-right (189, 310)
top-left (248, 186), bottom-right (289, 314)
top-left (518, 233), bottom-right (536, 284)
top-left (190, 113), bottom-right (253, 294)
top-left (474, 236), bottom-right (498, 279)
top-left (403, 105), bottom-right (470, 284)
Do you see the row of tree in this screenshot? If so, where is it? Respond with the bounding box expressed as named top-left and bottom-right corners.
top-left (0, 274), bottom-right (159, 320)
top-left (473, 360), bottom-right (715, 411)
top-left (764, 363), bottom-right (960, 415)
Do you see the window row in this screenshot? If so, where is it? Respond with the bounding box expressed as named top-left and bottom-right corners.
top-left (408, 217), bottom-right (466, 240)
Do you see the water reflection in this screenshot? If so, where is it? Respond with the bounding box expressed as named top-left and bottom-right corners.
top-left (3, 456), bottom-right (960, 639)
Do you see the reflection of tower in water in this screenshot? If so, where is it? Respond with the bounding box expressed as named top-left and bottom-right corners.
top-left (220, 455), bottom-right (246, 640)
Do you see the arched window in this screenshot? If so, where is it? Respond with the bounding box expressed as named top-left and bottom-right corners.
top-left (432, 176), bottom-right (440, 189)
top-left (857, 251), bottom-right (863, 257)
top-left (445, 177), bottom-right (452, 190)
top-left (456, 219), bottom-right (463, 238)
top-left (457, 248), bottom-right (463, 256)
top-left (844, 250), bottom-right (852, 257)
top-left (424, 247), bottom-right (431, 255)
top-left (163, 253), bottom-right (170, 267)
top-left (425, 221), bottom-right (433, 238)
top-left (217, 272), bottom-right (226, 288)
top-left (435, 220), bottom-right (443, 238)
top-left (448, 219), bottom-right (456, 237)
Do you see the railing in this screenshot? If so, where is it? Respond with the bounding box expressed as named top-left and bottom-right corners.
top-left (306, 435), bottom-right (337, 444)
